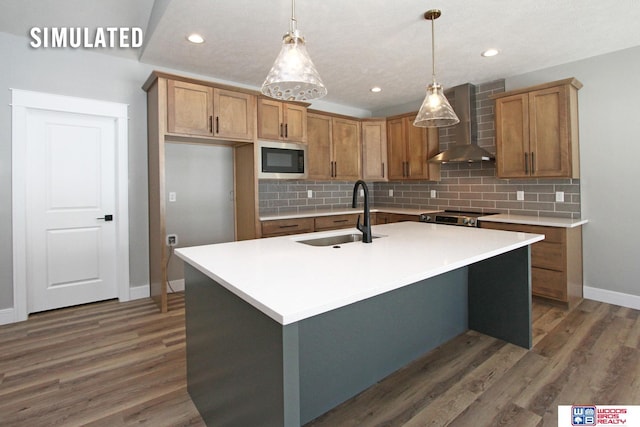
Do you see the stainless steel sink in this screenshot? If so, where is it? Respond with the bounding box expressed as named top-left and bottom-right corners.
top-left (297, 233), bottom-right (382, 247)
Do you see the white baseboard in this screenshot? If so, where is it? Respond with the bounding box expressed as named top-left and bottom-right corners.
top-left (583, 286), bottom-right (640, 311)
top-left (0, 307), bottom-right (16, 325)
top-left (129, 284), bottom-right (150, 300)
top-left (167, 279), bottom-right (185, 293)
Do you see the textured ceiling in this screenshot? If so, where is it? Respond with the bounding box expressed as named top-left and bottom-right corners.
top-left (2, 0), bottom-right (640, 113)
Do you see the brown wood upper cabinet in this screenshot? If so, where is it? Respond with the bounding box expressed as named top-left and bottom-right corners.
top-left (307, 112), bottom-right (361, 180)
top-left (361, 119), bottom-right (388, 181)
top-left (257, 98), bottom-right (307, 143)
top-left (387, 113), bottom-right (440, 181)
top-left (166, 79), bottom-right (255, 141)
top-left (492, 78), bottom-right (582, 179)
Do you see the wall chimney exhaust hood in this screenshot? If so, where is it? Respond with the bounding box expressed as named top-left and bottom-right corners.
top-left (428, 83), bottom-right (495, 163)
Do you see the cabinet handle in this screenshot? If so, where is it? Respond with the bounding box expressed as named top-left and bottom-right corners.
top-left (284, 123), bottom-right (288, 138)
top-left (279, 224), bottom-right (299, 229)
top-left (333, 219), bottom-right (349, 223)
top-left (381, 162), bottom-right (385, 178)
top-left (524, 153), bottom-right (529, 174)
top-left (209, 116), bottom-right (213, 132)
top-left (215, 116), bottom-right (219, 134)
top-left (531, 152), bottom-right (535, 174)
top-left (280, 123), bottom-right (284, 138)
top-left (334, 162), bottom-right (338, 177)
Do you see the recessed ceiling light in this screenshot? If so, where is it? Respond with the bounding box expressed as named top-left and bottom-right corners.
top-left (370, 86), bottom-right (382, 93)
top-left (187, 34), bottom-right (205, 44)
top-left (481, 48), bottom-right (499, 57)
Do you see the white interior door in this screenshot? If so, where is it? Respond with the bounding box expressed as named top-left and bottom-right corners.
top-left (25, 109), bottom-right (119, 313)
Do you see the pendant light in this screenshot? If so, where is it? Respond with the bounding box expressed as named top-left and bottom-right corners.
top-left (261, 0), bottom-right (327, 101)
top-left (413, 9), bottom-right (459, 128)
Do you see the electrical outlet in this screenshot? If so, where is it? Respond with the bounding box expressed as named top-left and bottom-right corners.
top-left (517, 190), bottom-right (524, 201)
top-left (307, 190), bottom-right (313, 198)
top-left (169, 192), bottom-right (176, 202)
top-left (359, 189), bottom-right (364, 197)
top-left (166, 234), bottom-right (178, 247)
top-left (430, 189), bottom-right (437, 198)
top-left (389, 189), bottom-right (393, 197)
top-left (556, 191), bottom-right (565, 202)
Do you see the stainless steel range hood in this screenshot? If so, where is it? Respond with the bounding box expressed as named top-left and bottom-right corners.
top-left (428, 83), bottom-right (495, 163)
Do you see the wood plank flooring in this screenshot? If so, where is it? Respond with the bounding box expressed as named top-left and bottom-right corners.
top-left (1, 294), bottom-right (638, 426)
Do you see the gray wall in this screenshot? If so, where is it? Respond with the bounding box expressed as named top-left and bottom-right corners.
top-left (165, 143), bottom-right (235, 281)
top-left (505, 46), bottom-right (640, 298)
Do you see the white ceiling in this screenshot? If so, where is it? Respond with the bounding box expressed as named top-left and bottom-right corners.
top-left (2, 0), bottom-right (640, 112)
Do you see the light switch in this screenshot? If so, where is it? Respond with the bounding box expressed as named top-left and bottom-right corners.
top-left (360, 189), bottom-right (364, 197)
top-left (516, 191), bottom-right (524, 201)
top-left (169, 192), bottom-right (176, 202)
top-left (556, 191), bottom-right (565, 202)
top-left (430, 190), bottom-right (436, 198)
top-left (389, 189), bottom-right (393, 197)
top-left (307, 190), bottom-right (313, 198)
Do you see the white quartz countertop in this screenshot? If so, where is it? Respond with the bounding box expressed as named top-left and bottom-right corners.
top-left (260, 207), bottom-right (429, 221)
top-left (479, 214), bottom-right (588, 228)
top-left (175, 222), bottom-right (544, 325)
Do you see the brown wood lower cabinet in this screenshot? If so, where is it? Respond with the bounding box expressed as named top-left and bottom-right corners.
top-left (261, 217), bottom-right (315, 237)
top-left (262, 212), bottom-right (419, 237)
top-left (314, 214), bottom-right (359, 231)
top-left (374, 212), bottom-right (420, 224)
top-left (480, 221), bottom-right (583, 307)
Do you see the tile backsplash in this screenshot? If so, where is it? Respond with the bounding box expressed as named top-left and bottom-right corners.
top-left (258, 79), bottom-right (581, 219)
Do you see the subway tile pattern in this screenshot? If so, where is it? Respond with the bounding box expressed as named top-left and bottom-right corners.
top-left (258, 180), bottom-right (370, 217)
top-left (258, 79), bottom-right (582, 219)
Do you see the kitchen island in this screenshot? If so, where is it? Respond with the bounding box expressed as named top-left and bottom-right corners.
top-left (176, 221), bottom-right (544, 427)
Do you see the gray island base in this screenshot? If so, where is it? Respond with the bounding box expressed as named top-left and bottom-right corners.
top-left (184, 245), bottom-right (531, 427)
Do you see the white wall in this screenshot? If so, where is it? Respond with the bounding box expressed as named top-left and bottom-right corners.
top-left (506, 46), bottom-right (640, 302)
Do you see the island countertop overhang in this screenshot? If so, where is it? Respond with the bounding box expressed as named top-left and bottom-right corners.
top-left (175, 221), bottom-right (544, 325)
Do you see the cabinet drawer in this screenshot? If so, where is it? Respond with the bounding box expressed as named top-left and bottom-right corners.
top-left (531, 241), bottom-right (565, 271)
top-left (480, 222), bottom-right (565, 243)
top-left (261, 218), bottom-right (315, 237)
top-left (532, 267), bottom-right (567, 301)
top-left (315, 214), bottom-right (359, 231)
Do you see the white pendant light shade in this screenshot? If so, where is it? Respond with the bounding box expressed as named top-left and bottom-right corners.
top-left (261, 0), bottom-right (327, 101)
top-left (413, 9), bottom-right (459, 128)
top-left (261, 34), bottom-right (327, 101)
top-left (414, 81), bottom-right (459, 127)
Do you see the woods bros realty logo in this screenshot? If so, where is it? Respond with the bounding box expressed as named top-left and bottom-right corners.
top-left (29, 27), bottom-right (143, 49)
top-left (558, 405), bottom-right (639, 426)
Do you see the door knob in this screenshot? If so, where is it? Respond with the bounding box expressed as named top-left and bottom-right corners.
top-left (96, 214), bottom-right (113, 221)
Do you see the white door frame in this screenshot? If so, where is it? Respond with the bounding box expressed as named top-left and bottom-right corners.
top-left (12, 89), bottom-right (130, 323)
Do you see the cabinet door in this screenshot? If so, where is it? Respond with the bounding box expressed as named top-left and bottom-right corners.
top-left (307, 113), bottom-right (332, 180)
top-left (495, 93), bottom-right (530, 178)
top-left (332, 118), bottom-right (361, 180)
top-left (387, 118), bottom-right (406, 180)
top-left (529, 85), bottom-right (571, 177)
top-left (257, 98), bottom-right (284, 141)
top-left (284, 104), bottom-right (307, 143)
top-left (362, 120), bottom-right (388, 181)
top-left (213, 89), bottom-right (255, 141)
top-left (167, 80), bottom-right (213, 136)
top-left (405, 115), bottom-right (429, 180)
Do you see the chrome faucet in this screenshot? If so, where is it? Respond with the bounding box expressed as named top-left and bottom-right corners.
top-left (352, 180), bottom-right (372, 243)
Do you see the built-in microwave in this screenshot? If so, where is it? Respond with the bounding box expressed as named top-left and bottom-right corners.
top-left (257, 141), bottom-right (308, 179)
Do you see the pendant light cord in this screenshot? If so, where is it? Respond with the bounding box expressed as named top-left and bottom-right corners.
top-left (431, 17), bottom-right (436, 83)
top-left (290, 0), bottom-right (297, 34)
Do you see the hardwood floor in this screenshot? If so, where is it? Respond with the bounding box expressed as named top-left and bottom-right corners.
top-left (1, 294), bottom-right (638, 426)
top-left (0, 293), bottom-right (205, 427)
